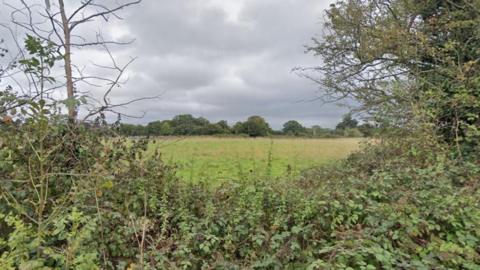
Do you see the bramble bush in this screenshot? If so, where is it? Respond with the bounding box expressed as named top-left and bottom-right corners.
top-left (0, 100), bottom-right (176, 269)
top-left (1, 100), bottom-right (478, 269)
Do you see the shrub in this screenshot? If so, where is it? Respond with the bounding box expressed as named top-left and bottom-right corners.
top-left (0, 102), bottom-right (177, 269)
top-left (1, 102), bottom-right (478, 269)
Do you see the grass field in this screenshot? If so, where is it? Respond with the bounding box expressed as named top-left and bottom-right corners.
top-left (148, 137), bottom-right (362, 182)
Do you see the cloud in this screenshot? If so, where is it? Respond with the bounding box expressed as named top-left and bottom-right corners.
top-left (1, 0), bottom-right (349, 129)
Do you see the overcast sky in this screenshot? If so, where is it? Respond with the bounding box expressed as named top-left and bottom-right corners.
top-left (2, 0), bottom-right (349, 129)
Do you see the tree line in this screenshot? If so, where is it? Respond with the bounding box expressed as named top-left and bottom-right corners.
top-left (118, 113), bottom-right (378, 137)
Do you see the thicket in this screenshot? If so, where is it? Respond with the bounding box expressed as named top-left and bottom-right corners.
top-left (1, 0), bottom-right (480, 269)
top-left (1, 106), bottom-right (479, 269)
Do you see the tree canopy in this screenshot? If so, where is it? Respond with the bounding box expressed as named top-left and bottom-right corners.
top-left (307, 0), bottom-right (480, 155)
top-left (282, 120), bottom-right (306, 136)
top-left (232, 116), bottom-right (272, 137)
top-left (335, 113), bottom-right (358, 130)
top-left (116, 114), bottom-right (371, 138)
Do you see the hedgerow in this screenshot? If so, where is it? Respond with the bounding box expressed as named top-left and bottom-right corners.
top-left (1, 105), bottom-right (478, 269)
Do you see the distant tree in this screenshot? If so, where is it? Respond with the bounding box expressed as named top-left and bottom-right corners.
top-left (199, 123), bottom-right (223, 135)
top-left (118, 123), bottom-right (147, 136)
top-left (195, 117), bottom-right (210, 127)
top-left (171, 114), bottom-right (198, 135)
top-left (146, 121), bottom-right (163, 136)
top-left (232, 121), bottom-right (244, 135)
top-left (119, 116), bottom-right (372, 138)
top-left (119, 124), bottom-right (139, 136)
top-left (336, 113), bottom-right (358, 130)
top-left (216, 120), bottom-right (231, 134)
top-left (282, 120), bottom-right (305, 136)
top-left (238, 116), bottom-right (271, 137)
top-left (309, 125), bottom-right (336, 138)
top-left (144, 120), bottom-right (173, 136)
top-left (270, 130), bottom-right (284, 136)
top-left (193, 117), bottom-right (211, 135)
top-left (159, 121), bottom-right (173, 136)
top-left (310, 125), bottom-right (322, 136)
top-left (117, 116), bottom-right (373, 138)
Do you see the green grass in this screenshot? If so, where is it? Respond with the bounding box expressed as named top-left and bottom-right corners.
top-left (147, 137), bottom-right (362, 182)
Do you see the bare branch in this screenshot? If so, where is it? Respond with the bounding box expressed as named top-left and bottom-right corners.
top-left (67, 0), bottom-right (94, 23)
top-left (3, 0), bottom-right (148, 122)
top-left (70, 0), bottom-right (141, 31)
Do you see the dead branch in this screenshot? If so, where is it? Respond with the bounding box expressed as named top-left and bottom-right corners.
top-left (2, 0), bottom-right (153, 122)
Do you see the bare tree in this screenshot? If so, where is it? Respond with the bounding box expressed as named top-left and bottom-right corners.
top-left (2, 0), bottom-right (156, 122)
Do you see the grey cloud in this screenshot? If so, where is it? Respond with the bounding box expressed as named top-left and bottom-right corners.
top-left (108, 0), bottom-right (347, 129)
top-left (2, 0), bottom-right (349, 129)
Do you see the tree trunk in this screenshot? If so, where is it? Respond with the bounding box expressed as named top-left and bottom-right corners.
top-left (58, 0), bottom-right (76, 121)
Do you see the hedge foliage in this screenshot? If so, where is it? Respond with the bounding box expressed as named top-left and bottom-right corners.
top-left (1, 110), bottom-right (478, 269)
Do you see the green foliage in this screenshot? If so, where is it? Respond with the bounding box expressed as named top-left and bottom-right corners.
top-left (0, 97), bottom-right (177, 269)
top-left (119, 123), bottom-right (148, 136)
top-left (282, 120), bottom-right (306, 136)
top-left (170, 114), bottom-right (207, 135)
top-left (307, 125), bottom-right (339, 138)
top-left (18, 35), bottom-right (59, 83)
top-left (0, 210), bottom-right (99, 270)
top-left (124, 115), bottom-right (233, 137)
top-left (232, 115), bottom-right (273, 137)
top-left (216, 120), bottom-right (231, 133)
top-left (147, 120), bottom-right (172, 136)
top-left (341, 128), bottom-right (364, 138)
top-left (336, 113), bottom-right (358, 131)
top-left (1, 2), bottom-right (479, 269)
top-left (117, 114), bottom-right (375, 138)
top-left (1, 36), bottom-right (59, 120)
top-left (308, 0), bottom-right (480, 157)
top-left (132, 134), bottom-right (479, 269)
top-left (2, 101), bottom-right (478, 269)
top-left (357, 123), bottom-right (376, 137)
